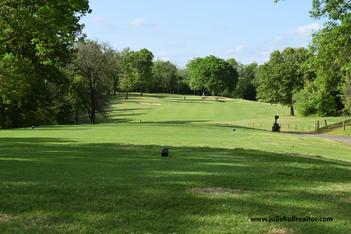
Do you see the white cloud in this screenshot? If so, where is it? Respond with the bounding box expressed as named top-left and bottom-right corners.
top-left (255, 23), bottom-right (322, 64)
top-left (159, 57), bottom-right (170, 62)
top-left (156, 51), bottom-right (171, 62)
top-left (289, 23), bottom-right (322, 37)
top-left (129, 17), bottom-right (147, 28)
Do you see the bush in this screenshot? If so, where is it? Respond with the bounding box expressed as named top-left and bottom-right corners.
top-left (294, 82), bottom-right (339, 117)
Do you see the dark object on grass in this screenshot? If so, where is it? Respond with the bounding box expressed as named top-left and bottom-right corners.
top-left (161, 147), bottom-right (169, 157)
top-left (272, 115), bottom-right (281, 132)
top-left (232, 129), bottom-right (236, 132)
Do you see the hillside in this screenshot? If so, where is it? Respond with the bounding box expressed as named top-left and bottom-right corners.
top-left (105, 93), bottom-right (347, 132)
top-left (0, 94), bottom-right (351, 233)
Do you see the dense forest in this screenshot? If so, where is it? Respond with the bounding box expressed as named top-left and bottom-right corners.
top-left (1, 0), bottom-right (350, 128)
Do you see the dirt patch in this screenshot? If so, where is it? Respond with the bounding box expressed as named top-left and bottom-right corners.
top-left (0, 213), bottom-right (11, 224)
top-left (268, 227), bottom-right (293, 234)
top-left (187, 187), bottom-right (243, 195)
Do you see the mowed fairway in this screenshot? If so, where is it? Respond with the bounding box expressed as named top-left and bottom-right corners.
top-left (0, 94), bottom-right (350, 233)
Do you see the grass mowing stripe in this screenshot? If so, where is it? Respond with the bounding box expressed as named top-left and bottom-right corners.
top-left (0, 93), bottom-right (350, 233)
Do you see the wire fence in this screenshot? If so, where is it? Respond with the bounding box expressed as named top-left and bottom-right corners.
top-left (246, 119), bottom-right (351, 133)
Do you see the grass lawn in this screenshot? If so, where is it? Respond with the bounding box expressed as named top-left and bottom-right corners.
top-left (329, 126), bottom-right (351, 137)
top-left (0, 94), bottom-right (350, 233)
top-left (106, 94), bottom-right (348, 133)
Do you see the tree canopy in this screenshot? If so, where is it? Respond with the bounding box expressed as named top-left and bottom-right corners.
top-left (0, 0), bottom-right (90, 128)
top-left (152, 60), bottom-right (179, 93)
top-left (257, 48), bottom-right (310, 115)
top-left (187, 56), bottom-right (238, 96)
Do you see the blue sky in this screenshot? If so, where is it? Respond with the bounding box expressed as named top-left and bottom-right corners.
top-left (82, 0), bottom-right (322, 67)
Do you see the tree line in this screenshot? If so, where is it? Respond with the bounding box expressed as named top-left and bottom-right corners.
top-left (1, 0), bottom-right (350, 128)
top-left (0, 0), bottom-right (257, 129)
top-left (262, 0), bottom-right (351, 116)
top-left (59, 42), bottom-right (259, 125)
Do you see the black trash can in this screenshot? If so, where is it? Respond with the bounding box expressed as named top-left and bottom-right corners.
top-left (160, 147), bottom-right (169, 157)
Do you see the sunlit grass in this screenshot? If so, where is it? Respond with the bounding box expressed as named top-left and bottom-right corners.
top-left (0, 93), bottom-right (350, 233)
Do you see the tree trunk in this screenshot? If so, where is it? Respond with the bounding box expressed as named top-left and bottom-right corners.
top-left (0, 104), bottom-right (5, 127)
top-left (125, 91), bottom-right (129, 99)
top-left (88, 113), bottom-right (92, 124)
top-left (89, 78), bottom-right (96, 125)
top-left (90, 91), bottom-right (96, 124)
top-left (140, 91), bottom-right (143, 96)
top-left (75, 109), bottom-right (79, 125)
top-left (9, 103), bottom-right (19, 128)
top-left (113, 80), bottom-right (118, 96)
top-left (91, 110), bottom-right (96, 124)
top-left (290, 106), bottom-right (295, 116)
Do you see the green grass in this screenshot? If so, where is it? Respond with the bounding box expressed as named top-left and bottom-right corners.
top-left (329, 125), bottom-right (351, 137)
top-left (0, 93), bottom-right (350, 233)
top-left (106, 94), bottom-right (348, 132)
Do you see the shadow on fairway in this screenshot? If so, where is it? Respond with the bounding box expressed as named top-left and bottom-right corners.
top-left (212, 123), bottom-right (273, 133)
top-left (166, 99), bottom-right (227, 104)
top-left (137, 120), bottom-right (210, 125)
top-left (0, 137), bottom-right (350, 233)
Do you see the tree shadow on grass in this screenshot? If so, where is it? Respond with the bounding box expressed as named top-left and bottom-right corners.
top-left (98, 118), bottom-right (135, 124)
top-left (166, 99), bottom-right (226, 104)
top-left (137, 120), bottom-right (210, 125)
top-left (212, 123), bottom-right (274, 133)
top-left (0, 137), bottom-right (350, 233)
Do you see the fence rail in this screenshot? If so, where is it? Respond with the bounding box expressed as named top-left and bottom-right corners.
top-left (246, 118), bottom-right (351, 133)
top-left (315, 119), bottom-right (351, 133)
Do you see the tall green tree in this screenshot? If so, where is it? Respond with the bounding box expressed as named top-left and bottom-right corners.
top-left (152, 60), bottom-right (179, 93)
top-left (233, 63), bottom-right (258, 100)
top-left (176, 68), bottom-right (192, 94)
top-left (257, 48), bottom-right (310, 116)
top-left (187, 56), bottom-right (238, 96)
top-left (227, 58), bottom-right (240, 71)
top-left (73, 40), bottom-right (110, 124)
top-left (295, 24), bottom-right (348, 116)
top-left (133, 49), bottom-right (154, 96)
top-left (0, 0), bottom-right (90, 65)
top-left (309, 0), bottom-right (351, 20)
top-left (104, 48), bottom-right (121, 96)
top-left (311, 1), bottom-right (351, 114)
top-left (118, 48), bottom-right (138, 99)
top-left (0, 0), bottom-right (90, 128)
top-left (277, 0), bottom-right (351, 115)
